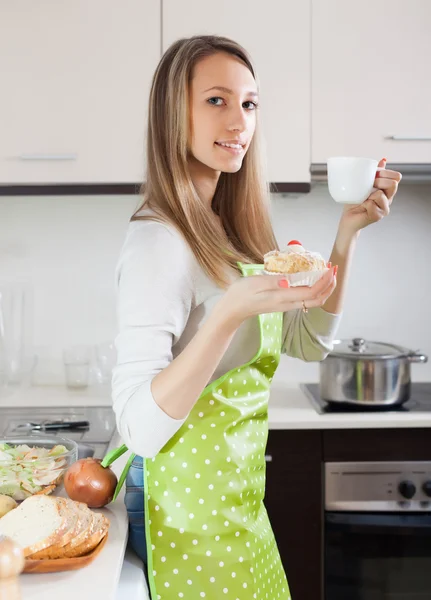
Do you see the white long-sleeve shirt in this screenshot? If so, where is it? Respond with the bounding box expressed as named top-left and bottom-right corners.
top-left (112, 218), bottom-right (341, 458)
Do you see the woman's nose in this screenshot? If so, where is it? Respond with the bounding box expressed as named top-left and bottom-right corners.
top-left (226, 106), bottom-right (248, 133)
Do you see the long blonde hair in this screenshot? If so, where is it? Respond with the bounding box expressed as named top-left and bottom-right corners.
top-left (133, 35), bottom-right (278, 287)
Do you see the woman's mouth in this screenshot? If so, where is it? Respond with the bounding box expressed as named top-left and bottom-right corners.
top-left (214, 141), bottom-right (245, 155)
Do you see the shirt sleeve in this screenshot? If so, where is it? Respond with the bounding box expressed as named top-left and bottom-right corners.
top-left (282, 307), bottom-right (342, 362)
top-left (111, 220), bottom-right (196, 458)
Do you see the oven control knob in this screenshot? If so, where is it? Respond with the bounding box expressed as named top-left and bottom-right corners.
top-left (398, 480), bottom-right (416, 499)
top-left (422, 481), bottom-right (431, 498)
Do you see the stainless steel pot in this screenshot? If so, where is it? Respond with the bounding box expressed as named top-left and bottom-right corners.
top-left (319, 338), bottom-right (428, 406)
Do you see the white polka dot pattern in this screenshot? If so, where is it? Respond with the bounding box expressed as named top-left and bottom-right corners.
top-left (144, 264), bottom-right (290, 600)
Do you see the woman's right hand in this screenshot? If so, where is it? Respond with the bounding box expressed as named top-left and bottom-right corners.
top-left (217, 266), bottom-right (338, 330)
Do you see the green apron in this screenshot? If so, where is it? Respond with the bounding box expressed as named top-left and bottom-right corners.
top-left (103, 264), bottom-right (291, 600)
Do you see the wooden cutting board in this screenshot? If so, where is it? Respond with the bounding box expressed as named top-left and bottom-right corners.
top-left (23, 533), bottom-right (108, 574)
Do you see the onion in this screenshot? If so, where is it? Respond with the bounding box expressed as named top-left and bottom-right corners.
top-left (0, 536), bottom-right (25, 579)
top-left (64, 458), bottom-right (118, 508)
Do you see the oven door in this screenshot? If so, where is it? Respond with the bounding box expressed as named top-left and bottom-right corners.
top-left (325, 512), bottom-right (431, 600)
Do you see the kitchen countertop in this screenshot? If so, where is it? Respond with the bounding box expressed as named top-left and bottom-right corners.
top-left (2, 380), bottom-right (431, 600)
top-left (268, 383), bottom-right (431, 429)
top-left (17, 430), bottom-right (133, 600)
top-left (4, 381), bottom-right (431, 430)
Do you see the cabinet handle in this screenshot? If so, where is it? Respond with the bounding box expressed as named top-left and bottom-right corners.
top-left (386, 135), bottom-right (431, 141)
top-left (265, 455), bottom-right (273, 462)
top-left (18, 153), bottom-right (78, 161)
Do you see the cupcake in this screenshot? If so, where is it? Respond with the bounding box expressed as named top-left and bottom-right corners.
top-left (264, 240), bottom-right (329, 287)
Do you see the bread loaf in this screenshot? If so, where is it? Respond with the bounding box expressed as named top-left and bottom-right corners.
top-left (0, 496), bottom-right (109, 560)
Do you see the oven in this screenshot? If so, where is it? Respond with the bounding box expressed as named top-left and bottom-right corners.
top-left (324, 461), bottom-right (431, 600)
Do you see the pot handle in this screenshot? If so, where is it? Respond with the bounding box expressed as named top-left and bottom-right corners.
top-left (408, 351), bottom-right (428, 364)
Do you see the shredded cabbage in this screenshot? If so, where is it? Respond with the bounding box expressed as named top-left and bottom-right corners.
top-left (0, 443), bottom-right (68, 501)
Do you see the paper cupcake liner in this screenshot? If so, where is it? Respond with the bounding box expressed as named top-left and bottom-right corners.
top-left (263, 267), bottom-right (329, 287)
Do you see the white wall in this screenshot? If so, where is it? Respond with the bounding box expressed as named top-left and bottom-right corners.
top-left (1, 183), bottom-right (430, 385)
top-left (271, 183), bottom-right (431, 385)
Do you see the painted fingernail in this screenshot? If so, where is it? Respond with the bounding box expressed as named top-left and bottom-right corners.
top-left (334, 265), bottom-right (338, 276)
top-left (278, 279), bottom-right (289, 288)
top-left (327, 262), bottom-right (332, 268)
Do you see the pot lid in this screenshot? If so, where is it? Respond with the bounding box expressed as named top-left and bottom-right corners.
top-left (330, 338), bottom-right (410, 359)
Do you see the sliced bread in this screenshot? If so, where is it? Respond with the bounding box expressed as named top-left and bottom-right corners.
top-left (63, 513), bottom-right (109, 558)
top-left (0, 495), bottom-right (69, 557)
top-left (60, 503), bottom-right (95, 553)
top-left (28, 498), bottom-right (82, 559)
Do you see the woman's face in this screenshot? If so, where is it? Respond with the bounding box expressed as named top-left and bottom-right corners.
top-left (189, 52), bottom-right (258, 174)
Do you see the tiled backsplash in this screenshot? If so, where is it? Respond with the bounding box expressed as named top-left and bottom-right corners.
top-left (1, 184), bottom-right (430, 385)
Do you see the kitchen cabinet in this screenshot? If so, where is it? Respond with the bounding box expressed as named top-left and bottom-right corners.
top-left (162, 0), bottom-right (311, 187)
top-left (0, 1), bottom-right (160, 185)
top-left (265, 428), bottom-right (431, 600)
top-left (311, 0), bottom-right (431, 163)
top-left (265, 430), bottom-right (323, 600)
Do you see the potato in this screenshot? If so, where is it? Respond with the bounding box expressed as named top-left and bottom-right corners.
top-left (0, 495), bottom-right (18, 518)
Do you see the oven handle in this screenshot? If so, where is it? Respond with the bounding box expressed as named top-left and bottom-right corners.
top-left (326, 512), bottom-right (431, 535)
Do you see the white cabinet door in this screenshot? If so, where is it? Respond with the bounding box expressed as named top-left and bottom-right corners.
top-left (163, 0), bottom-right (311, 184)
top-left (0, 1), bottom-right (160, 184)
top-left (312, 0), bottom-right (431, 163)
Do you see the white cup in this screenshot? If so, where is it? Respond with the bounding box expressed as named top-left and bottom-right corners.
top-left (327, 156), bottom-right (379, 204)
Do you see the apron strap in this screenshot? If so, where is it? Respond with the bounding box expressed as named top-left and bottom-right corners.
top-left (237, 262), bottom-right (264, 277)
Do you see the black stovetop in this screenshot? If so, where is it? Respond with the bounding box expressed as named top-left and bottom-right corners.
top-left (302, 382), bottom-right (431, 415)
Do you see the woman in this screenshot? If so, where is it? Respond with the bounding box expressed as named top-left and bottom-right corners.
top-left (110, 35), bottom-right (401, 599)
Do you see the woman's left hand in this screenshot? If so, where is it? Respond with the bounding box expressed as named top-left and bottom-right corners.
top-left (339, 158), bottom-right (402, 235)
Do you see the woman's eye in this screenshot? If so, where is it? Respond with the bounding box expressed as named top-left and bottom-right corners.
top-left (207, 97), bottom-right (258, 110)
top-left (208, 97), bottom-right (224, 106)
